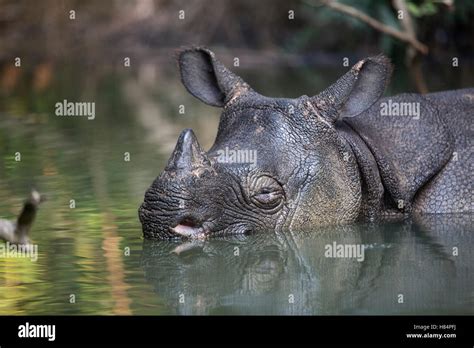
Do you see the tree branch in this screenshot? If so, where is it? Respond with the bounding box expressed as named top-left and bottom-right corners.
top-left (392, 0), bottom-right (429, 93)
top-left (308, 0), bottom-right (428, 55)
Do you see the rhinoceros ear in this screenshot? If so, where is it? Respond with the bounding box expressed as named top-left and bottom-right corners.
top-left (314, 55), bottom-right (392, 122)
top-left (178, 47), bottom-right (251, 107)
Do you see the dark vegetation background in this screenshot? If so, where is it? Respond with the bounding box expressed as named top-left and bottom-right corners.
top-left (1, 0), bottom-right (473, 94)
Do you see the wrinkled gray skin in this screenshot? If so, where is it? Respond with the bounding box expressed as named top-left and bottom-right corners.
top-left (139, 47), bottom-right (473, 239)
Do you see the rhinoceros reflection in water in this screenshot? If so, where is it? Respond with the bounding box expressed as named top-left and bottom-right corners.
top-left (141, 214), bottom-right (473, 315)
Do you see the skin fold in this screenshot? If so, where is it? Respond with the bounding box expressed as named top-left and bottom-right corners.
top-left (139, 47), bottom-right (473, 240)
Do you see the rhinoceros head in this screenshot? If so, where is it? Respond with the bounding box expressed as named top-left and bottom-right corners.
top-left (139, 47), bottom-right (391, 239)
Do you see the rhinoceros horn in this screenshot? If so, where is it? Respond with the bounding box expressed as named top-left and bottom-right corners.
top-left (164, 128), bottom-right (211, 175)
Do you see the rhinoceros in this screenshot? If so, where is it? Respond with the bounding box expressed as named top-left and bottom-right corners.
top-left (139, 47), bottom-right (473, 239)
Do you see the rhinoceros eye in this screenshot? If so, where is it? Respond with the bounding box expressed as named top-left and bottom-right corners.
top-left (250, 176), bottom-right (284, 209)
top-left (253, 190), bottom-right (282, 205)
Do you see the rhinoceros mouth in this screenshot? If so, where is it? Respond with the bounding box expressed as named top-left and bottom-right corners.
top-left (168, 215), bottom-right (212, 240)
top-left (169, 224), bottom-right (209, 240)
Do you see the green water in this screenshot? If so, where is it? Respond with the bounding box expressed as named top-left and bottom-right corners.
top-left (0, 63), bottom-right (472, 315)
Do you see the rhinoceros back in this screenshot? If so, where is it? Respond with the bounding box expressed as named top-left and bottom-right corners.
top-left (413, 88), bottom-right (473, 213)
